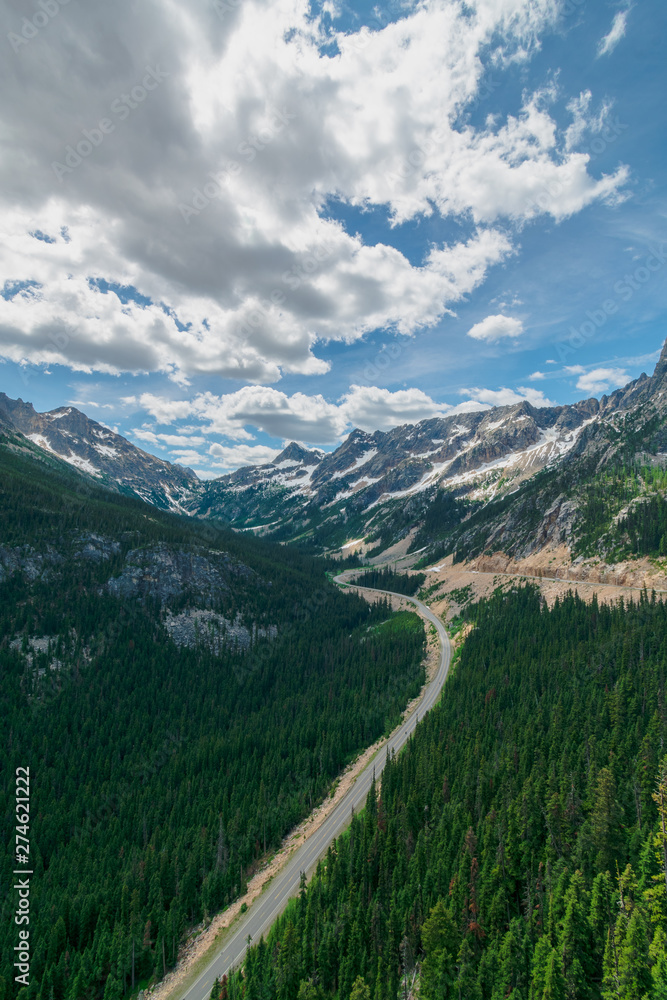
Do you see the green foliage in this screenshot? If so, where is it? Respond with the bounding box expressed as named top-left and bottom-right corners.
top-left (408, 490), bottom-right (466, 554)
top-left (352, 566), bottom-right (426, 596)
top-left (372, 611), bottom-right (424, 636)
top-left (230, 586), bottom-right (667, 999)
top-left (572, 464), bottom-right (667, 559)
top-left (446, 585), bottom-right (473, 607)
top-left (0, 444), bottom-right (426, 1000)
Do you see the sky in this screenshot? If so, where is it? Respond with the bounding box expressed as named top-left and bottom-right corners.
top-left (0, 0), bottom-right (665, 477)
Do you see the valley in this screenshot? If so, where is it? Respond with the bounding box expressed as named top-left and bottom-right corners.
top-left (0, 443), bottom-right (427, 1000)
top-left (4, 345), bottom-right (667, 1000)
top-left (3, 3), bottom-right (664, 996)
top-left (149, 577), bottom-right (451, 1000)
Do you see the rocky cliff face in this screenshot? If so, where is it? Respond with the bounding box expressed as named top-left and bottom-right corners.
top-left (105, 543), bottom-right (253, 604)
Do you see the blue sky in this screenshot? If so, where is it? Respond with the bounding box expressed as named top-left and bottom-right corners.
top-left (0, 0), bottom-right (665, 475)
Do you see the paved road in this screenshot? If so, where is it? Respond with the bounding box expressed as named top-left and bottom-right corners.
top-left (177, 576), bottom-right (451, 1000)
top-left (464, 567), bottom-right (667, 594)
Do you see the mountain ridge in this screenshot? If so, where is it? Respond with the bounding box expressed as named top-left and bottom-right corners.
top-left (0, 392), bottom-right (199, 512)
top-left (1, 340), bottom-right (665, 559)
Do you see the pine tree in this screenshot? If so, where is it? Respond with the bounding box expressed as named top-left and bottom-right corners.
top-left (420, 901), bottom-right (457, 1000)
top-left (531, 936), bottom-right (553, 998)
top-left (648, 927), bottom-right (667, 999)
top-left (558, 869), bottom-right (593, 996)
top-left (590, 769), bottom-right (623, 873)
top-left (616, 907), bottom-right (652, 999)
top-left (542, 949), bottom-right (566, 1000)
top-left (349, 976), bottom-right (371, 1000)
top-left (454, 938), bottom-right (480, 1000)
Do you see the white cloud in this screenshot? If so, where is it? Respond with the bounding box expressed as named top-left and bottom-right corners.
top-left (564, 90), bottom-right (616, 151)
top-left (135, 383), bottom-right (463, 444)
top-left (129, 379), bottom-right (557, 468)
top-left (564, 91), bottom-right (593, 151)
top-left (131, 429), bottom-right (207, 448)
top-left (68, 399), bottom-right (115, 410)
top-left (0, 207), bottom-right (511, 382)
top-left (340, 385), bottom-right (453, 432)
top-left (598, 8), bottom-right (631, 57)
top-left (466, 314), bottom-right (524, 342)
top-left (208, 443), bottom-right (282, 470)
top-left (528, 370), bottom-right (546, 380)
top-left (462, 385), bottom-right (555, 407)
top-left (571, 367), bottom-right (629, 394)
top-left (0, 0), bottom-right (629, 381)
top-left (123, 395), bottom-right (194, 424)
top-left (136, 387), bottom-right (349, 444)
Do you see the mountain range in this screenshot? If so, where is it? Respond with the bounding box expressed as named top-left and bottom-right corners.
top-left (2, 338), bottom-right (667, 563)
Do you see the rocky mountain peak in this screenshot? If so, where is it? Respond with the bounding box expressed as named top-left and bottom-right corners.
top-left (652, 338), bottom-right (667, 385)
top-left (273, 442), bottom-right (323, 466)
top-left (0, 392), bottom-right (199, 511)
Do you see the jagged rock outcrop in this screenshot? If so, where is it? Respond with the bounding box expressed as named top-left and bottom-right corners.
top-left (163, 609), bottom-right (277, 653)
top-left (106, 543), bottom-right (253, 605)
top-left (0, 544), bottom-right (63, 584)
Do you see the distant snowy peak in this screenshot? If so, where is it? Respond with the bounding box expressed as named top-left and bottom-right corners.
top-left (205, 398), bottom-right (601, 517)
top-left (272, 442), bottom-right (324, 466)
top-left (2, 341), bottom-right (666, 541)
top-left (0, 393), bottom-right (198, 512)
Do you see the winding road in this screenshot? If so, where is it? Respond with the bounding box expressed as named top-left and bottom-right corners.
top-left (176, 575), bottom-right (451, 1000)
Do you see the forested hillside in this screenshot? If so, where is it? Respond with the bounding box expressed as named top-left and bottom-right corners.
top-left (351, 568), bottom-right (426, 597)
top-left (0, 443), bottom-right (426, 1000)
top-left (224, 586), bottom-right (667, 999)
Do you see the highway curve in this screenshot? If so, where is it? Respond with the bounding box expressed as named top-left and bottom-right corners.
top-left (176, 574), bottom-right (452, 1000)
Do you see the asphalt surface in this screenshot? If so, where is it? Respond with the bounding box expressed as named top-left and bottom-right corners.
top-left (177, 576), bottom-right (451, 1000)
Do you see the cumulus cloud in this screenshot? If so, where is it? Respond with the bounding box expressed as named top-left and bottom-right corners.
top-left (133, 387), bottom-right (348, 444)
top-left (340, 385), bottom-right (453, 432)
top-left (131, 384), bottom-right (462, 445)
top-left (127, 379), bottom-right (560, 468)
top-left (461, 386), bottom-right (555, 408)
top-left (0, 0), bottom-right (628, 382)
top-left (208, 443), bottom-right (282, 470)
top-left (568, 366), bottom-right (629, 394)
top-left (466, 314), bottom-right (524, 342)
top-left (598, 8), bottom-right (632, 57)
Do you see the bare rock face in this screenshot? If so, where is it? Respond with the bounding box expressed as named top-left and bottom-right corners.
top-left (0, 544), bottom-right (63, 583)
top-left (163, 608), bottom-right (277, 653)
top-left (106, 544), bottom-right (252, 605)
top-left (520, 498), bottom-right (580, 556)
top-left (74, 534), bottom-right (122, 561)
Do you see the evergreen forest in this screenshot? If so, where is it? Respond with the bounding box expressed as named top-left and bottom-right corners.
top-left (221, 586), bottom-right (667, 999)
top-left (0, 444), bottom-right (426, 1000)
